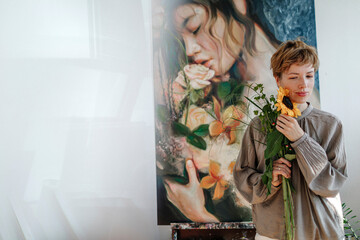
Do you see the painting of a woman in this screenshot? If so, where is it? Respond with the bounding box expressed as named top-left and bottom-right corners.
top-left (153, 0), bottom-right (319, 224)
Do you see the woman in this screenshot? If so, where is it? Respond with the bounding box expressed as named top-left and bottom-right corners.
top-left (233, 40), bottom-right (347, 239)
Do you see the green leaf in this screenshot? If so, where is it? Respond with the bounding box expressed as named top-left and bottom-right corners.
top-left (264, 129), bottom-right (284, 159)
top-left (189, 91), bottom-right (199, 103)
top-left (266, 182), bottom-right (272, 195)
top-left (192, 124), bottom-right (209, 137)
top-left (284, 154), bottom-right (296, 161)
top-left (245, 96), bottom-right (263, 110)
top-left (229, 84), bottom-right (244, 100)
top-left (217, 82), bottom-right (231, 99)
top-left (186, 134), bottom-right (207, 150)
top-left (261, 174), bottom-right (268, 184)
top-left (173, 121), bottom-right (191, 136)
top-left (196, 89), bottom-right (204, 98)
top-left (346, 210), bottom-right (353, 216)
top-left (165, 175), bottom-right (188, 184)
top-left (253, 110), bottom-right (259, 115)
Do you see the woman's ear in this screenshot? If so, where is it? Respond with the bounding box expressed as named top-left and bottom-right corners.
top-left (275, 76), bottom-right (281, 88)
top-left (233, 0), bottom-right (247, 15)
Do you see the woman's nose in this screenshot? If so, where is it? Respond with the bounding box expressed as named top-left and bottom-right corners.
top-left (299, 76), bottom-right (308, 89)
top-left (184, 36), bottom-right (201, 57)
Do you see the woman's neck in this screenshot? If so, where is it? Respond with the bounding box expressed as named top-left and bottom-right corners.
top-left (297, 102), bottom-right (309, 112)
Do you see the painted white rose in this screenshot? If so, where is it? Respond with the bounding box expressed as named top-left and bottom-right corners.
top-left (181, 105), bottom-right (213, 131)
top-left (183, 64), bottom-right (215, 89)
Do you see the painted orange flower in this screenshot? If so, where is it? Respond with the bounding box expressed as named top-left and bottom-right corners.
top-left (228, 161), bottom-right (236, 174)
top-left (275, 87), bottom-right (301, 118)
top-left (208, 97), bottom-right (243, 145)
top-left (200, 161), bottom-right (229, 200)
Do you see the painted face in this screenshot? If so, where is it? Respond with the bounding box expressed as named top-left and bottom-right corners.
top-left (276, 63), bottom-right (315, 107)
top-left (174, 4), bottom-right (244, 76)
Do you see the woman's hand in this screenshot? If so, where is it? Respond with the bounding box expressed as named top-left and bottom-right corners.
top-left (272, 158), bottom-right (292, 187)
top-left (164, 160), bottom-right (219, 222)
top-left (276, 114), bottom-right (304, 142)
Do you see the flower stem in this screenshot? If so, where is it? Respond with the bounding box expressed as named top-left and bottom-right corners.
top-left (244, 96), bottom-right (263, 111)
top-left (184, 99), bottom-right (190, 126)
top-left (283, 177), bottom-right (295, 240)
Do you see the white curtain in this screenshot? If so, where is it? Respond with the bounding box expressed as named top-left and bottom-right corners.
top-left (0, 0), bottom-right (165, 239)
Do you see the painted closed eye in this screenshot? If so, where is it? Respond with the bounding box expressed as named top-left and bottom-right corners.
top-left (192, 25), bottom-right (201, 34)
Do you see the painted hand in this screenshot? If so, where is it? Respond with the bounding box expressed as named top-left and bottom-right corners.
top-left (164, 160), bottom-right (219, 222)
top-left (272, 158), bottom-right (292, 187)
top-left (276, 114), bottom-right (304, 142)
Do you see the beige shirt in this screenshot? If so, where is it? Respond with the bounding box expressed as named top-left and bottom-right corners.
top-left (233, 104), bottom-right (347, 240)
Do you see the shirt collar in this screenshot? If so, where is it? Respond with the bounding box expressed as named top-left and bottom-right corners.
top-left (296, 102), bottom-right (313, 120)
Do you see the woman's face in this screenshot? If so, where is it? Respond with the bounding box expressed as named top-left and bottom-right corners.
top-left (174, 4), bottom-right (244, 76)
top-left (276, 63), bottom-right (315, 105)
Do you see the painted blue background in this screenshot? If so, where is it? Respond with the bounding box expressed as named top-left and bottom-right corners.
top-left (247, 0), bottom-right (319, 91)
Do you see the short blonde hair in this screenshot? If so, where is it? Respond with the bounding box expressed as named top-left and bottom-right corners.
top-left (270, 39), bottom-right (319, 78)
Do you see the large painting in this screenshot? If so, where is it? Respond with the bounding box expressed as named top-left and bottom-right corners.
top-left (152, 0), bottom-right (319, 225)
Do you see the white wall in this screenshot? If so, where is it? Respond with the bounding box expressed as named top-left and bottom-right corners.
top-left (315, 0), bottom-right (360, 219)
top-left (0, 0), bottom-right (359, 239)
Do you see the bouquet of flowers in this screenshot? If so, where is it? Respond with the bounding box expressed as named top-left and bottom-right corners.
top-left (169, 62), bottom-right (247, 202)
top-left (246, 84), bottom-right (301, 240)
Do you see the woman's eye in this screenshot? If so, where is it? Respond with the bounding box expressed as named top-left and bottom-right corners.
top-left (192, 26), bottom-right (201, 34)
top-left (289, 77), bottom-right (297, 80)
top-left (307, 75), bottom-right (314, 78)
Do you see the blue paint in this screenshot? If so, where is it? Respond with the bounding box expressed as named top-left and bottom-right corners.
top-left (248, 0), bottom-right (319, 91)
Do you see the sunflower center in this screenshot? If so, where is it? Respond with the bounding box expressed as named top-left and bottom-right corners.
top-left (282, 96), bottom-right (293, 110)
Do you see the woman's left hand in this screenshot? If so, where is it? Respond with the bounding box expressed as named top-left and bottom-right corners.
top-left (276, 114), bottom-right (304, 142)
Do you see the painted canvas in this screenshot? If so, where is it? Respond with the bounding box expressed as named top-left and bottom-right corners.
top-left (152, 0), bottom-right (319, 225)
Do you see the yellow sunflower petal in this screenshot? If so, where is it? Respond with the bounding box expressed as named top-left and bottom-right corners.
top-left (288, 110), bottom-right (295, 117)
top-left (275, 103), bottom-right (281, 111)
top-left (200, 175), bottom-right (217, 189)
top-left (294, 108), bottom-right (301, 117)
top-left (292, 103), bottom-right (302, 118)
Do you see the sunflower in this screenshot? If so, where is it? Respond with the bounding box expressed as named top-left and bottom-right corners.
top-left (274, 87), bottom-right (301, 118)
